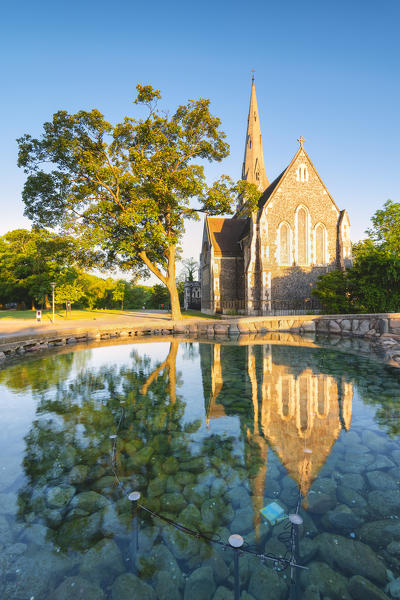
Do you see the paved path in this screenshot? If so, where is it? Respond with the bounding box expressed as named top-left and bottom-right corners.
top-left (0, 311), bottom-right (182, 341)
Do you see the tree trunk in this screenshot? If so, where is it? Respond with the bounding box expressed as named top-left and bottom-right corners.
top-left (166, 244), bottom-right (182, 320)
top-left (138, 244), bottom-right (182, 320)
top-left (167, 280), bottom-right (182, 320)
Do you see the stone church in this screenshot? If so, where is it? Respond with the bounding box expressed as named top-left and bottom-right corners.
top-left (200, 78), bottom-right (352, 315)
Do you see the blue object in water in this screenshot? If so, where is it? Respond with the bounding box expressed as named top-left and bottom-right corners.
top-left (260, 502), bottom-right (286, 525)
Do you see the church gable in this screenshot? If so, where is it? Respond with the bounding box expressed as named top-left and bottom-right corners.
top-left (259, 143), bottom-right (341, 269)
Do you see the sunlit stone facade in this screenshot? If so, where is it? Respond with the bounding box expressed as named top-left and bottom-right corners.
top-left (200, 79), bottom-right (352, 315)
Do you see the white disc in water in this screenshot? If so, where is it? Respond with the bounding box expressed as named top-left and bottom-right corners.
top-left (289, 514), bottom-right (303, 525)
top-left (229, 534), bottom-right (244, 548)
top-left (128, 491), bottom-right (141, 502)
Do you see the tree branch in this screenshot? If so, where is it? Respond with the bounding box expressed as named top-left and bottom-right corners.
top-left (139, 250), bottom-right (167, 285)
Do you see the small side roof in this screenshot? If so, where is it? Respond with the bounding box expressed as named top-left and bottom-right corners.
top-left (205, 217), bottom-right (247, 256)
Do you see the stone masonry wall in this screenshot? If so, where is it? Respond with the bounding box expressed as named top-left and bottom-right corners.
top-left (257, 148), bottom-right (346, 309)
top-left (1, 313), bottom-right (400, 369)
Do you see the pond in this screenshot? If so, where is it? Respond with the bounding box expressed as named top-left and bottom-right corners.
top-left (1, 337), bottom-right (400, 600)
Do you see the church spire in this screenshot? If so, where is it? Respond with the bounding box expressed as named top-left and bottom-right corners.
top-left (242, 75), bottom-right (269, 191)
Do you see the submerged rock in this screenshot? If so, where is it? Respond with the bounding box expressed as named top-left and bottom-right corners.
top-left (336, 486), bottom-right (367, 512)
top-left (212, 586), bottom-right (233, 600)
top-left (307, 479), bottom-right (337, 514)
top-left (316, 532), bottom-right (387, 585)
top-left (348, 574), bottom-right (390, 600)
top-left (300, 561), bottom-right (351, 600)
top-left (226, 486), bottom-right (251, 509)
top-left (154, 570), bottom-right (181, 600)
top-left (79, 538), bottom-right (125, 585)
top-left (359, 519), bottom-right (400, 547)
top-left (71, 491), bottom-right (109, 513)
top-left (112, 573), bottom-right (156, 600)
top-left (248, 565), bottom-right (287, 600)
top-left (362, 430), bottom-right (388, 453)
top-left (388, 576), bottom-right (400, 599)
top-left (230, 506), bottom-right (253, 536)
top-left (368, 490), bottom-right (400, 517)
top-left (366, 471), bottom-right (397, 491)
top-left (340, 473), bottom-right (365, 492)
top-left (53, 576), bottom-right (106, 600)
top-left (46, 485), bottom-right (76, 509)
top-left (151, 544), bottom-right (183, 589)
top-left (184, 566), bottom-right (216, 600)
top-left (368, 456), bottom-right (396, 471)
top-left (68, 464), bottom-right (89, 484)
top-left (326, 504), bottom-right (364, 532)
top-left (160, 492), bottom-right (186, 514)
top-left (57, 511), bottom-right (103, 550)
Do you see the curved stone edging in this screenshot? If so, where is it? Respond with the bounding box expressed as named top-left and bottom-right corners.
top-left (0, 313), bottom-right (399, 368)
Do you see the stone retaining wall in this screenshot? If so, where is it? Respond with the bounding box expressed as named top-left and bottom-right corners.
top-left (0, 313), bottom-right (399, 368)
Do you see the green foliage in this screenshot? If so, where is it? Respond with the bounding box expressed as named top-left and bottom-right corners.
top-left (55, 282), bottom-right (84, 307)
top-left (312, 270), bottom-right (352, 314)
top-left (313, 241), bottom-right (400, 314)
top-left (150, 284), bottom-right (170, 308)
top-left (112, 280), bottom-right (125, 309)
top-left (17, 84), bottom-right (239, 318)
top-left (313, 200), bottom-right (400, 314)
top-left (235, 180), bottom-right (263, 216)
top-left (0, 228), bottom-right (80, 308)
top-left (366, 199), bottom-right (400, 254)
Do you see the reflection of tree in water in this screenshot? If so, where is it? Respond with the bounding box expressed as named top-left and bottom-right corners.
top-left (0, 350), bottom-right (91, 394)
top-left (18, 341), bottom-right (238, 571)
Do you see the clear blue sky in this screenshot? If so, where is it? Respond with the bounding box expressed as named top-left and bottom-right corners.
top-left (1, 0), bottom-right (399, 278)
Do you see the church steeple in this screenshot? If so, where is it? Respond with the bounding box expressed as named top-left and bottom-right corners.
top-left (242, 75), bottom-right (269, 191)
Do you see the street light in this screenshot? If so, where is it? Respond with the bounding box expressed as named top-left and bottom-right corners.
top-left (50, 282), bottom-right (56, 324)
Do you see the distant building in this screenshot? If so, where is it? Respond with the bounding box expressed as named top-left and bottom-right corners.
top-left (183, 280), bottom-right (201, 310)
top-left (200, 77), bottom-right (352, 315)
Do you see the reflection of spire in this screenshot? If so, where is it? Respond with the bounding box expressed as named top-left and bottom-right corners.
top-left (340, 380), bottom-right (353, 431)
top-left (206, 344), bottom-right (225, 428)
top-left (247, 347), bottom-right (268, 538)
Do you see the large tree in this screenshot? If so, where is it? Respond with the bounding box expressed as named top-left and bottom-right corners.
top-left (17, 85), bottom-right (244, 319)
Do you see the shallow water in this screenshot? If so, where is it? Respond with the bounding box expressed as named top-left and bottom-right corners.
top-left (1, 338), bottom-right (400, 599)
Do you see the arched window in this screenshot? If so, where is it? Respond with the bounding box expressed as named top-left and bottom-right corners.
top-left (278, 222), bottom-right (291, 266)
top-left (315, 223), bottom-right (326, 265)
top-left (296, 207), bottom-right (308, 266)
top-left (296, 164), bottom-right (309, 182)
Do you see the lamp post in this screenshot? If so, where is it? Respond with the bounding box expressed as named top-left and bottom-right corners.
top-left (50, 282), bottom-right (56, 324)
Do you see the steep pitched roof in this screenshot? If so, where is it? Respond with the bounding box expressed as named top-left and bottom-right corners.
top-left (206, 217), bottom-right (247, 256)
top-left (258, 168), bottom-right (288, 210)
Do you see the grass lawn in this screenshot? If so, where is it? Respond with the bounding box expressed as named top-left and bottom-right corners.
top-left (0, 308), bottom-right (219, 322)
top-left (182, 309), bottom-right (220, 320)
top-left (0, 309), bottom-right (127, 322)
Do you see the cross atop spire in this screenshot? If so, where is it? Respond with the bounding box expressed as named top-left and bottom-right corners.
top-left (298, 136), bottom-right (305, 148)
top-left (251, 69), bottom-right (255, 81)
top-left (241, 76), bottom-right (269, 192)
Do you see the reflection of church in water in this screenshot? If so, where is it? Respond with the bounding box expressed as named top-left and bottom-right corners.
top-left (200, 342), bottom-right (353, 523)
